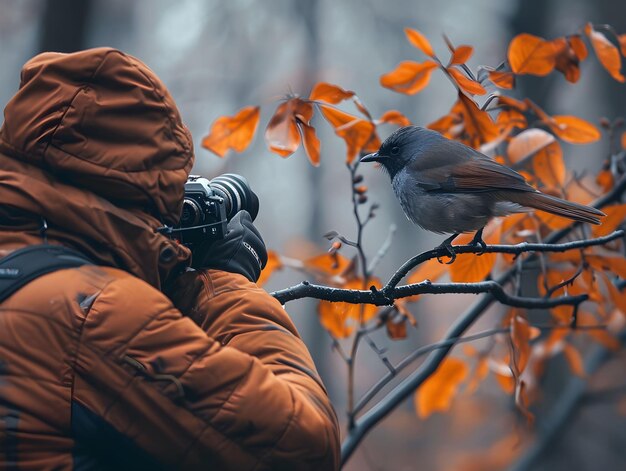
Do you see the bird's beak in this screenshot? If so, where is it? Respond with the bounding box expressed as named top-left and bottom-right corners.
top-left (360, 152), bottom-right (380, 163)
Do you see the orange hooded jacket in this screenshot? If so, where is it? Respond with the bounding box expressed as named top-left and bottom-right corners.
top-left (0, 48), bottom-right (340, 470)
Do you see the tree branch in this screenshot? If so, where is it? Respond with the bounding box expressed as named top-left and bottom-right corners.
top-left (271, 279), bottom-right (587, 309)
top-left (383, 230), bottom-right (624, 294)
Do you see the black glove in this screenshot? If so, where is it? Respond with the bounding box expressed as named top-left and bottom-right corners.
top-left (195, 211), bottom-right (267, 282)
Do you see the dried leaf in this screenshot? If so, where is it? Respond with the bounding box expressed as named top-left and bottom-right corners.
top-left (447, 67), bottom-right (487, 95)
top-left (457, 93), bottom-right (500, 148)
top-left (386, 316), bottom-right (407, 340)
top-left (507, 128), bottom-right (556, 163)
top-left (549, 115), bottom-right (601, 144)
top-left (407, 256), bottom-right (449, 285)
top-left (202, 106), bottom-right (260, 157)
top-left (596, 169), bottom-right (614, 193)
top-left (533, 141), bottom-right (566, 188)
top-left (563, 344), bottom-right (585, 376)
top-left (586, 255), bottom-right (626, 279)
top-left (488, 70), bottom-right (515, 89)
top-left (378, 110), bottom-right (412, 127)
top-left (309, 82), bottom-right (355, 104)
top-left (304, 251), bottom-right (352, 278)
top-left (450, 45), bottom-right (473, 65)
top-left (449, 223), bottom-right (500, 282)
top-left (578, 311), bottom-right (620, 350)
top-left (257, 251), bottom-right (283, 286)
top-left (318, 301), bottom-right (353, 338)
top-left (405, 27), bottom-right (435, 57)
top-left (380, 60), bottom-right (439, 95)
top-left (585, 23), bottom-right (625, 82)
top-left (602, 274), bottom-right (626, 317)
top-left (319, 105), bottom-right (377, 163)
top-left (511, 314), bottom-right (531, 373)
top-left (415, 357), bottom-right (468, 418)
top-left (552, 37), bottom-right (585, 83)
top-left (508, 33), bottom-right (557, 76)
top-left (300, 122), bottom-right (321, 166)
top-left (592, 203), bottom-right (626, 237)
top-left (265, 98), bottom-right (317, 162)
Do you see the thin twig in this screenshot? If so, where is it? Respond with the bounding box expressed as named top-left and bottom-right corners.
top-left (367, 224), bottom-right (397, 274)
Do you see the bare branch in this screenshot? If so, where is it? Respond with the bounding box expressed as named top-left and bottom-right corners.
top-left (383, 230), bottom-right (624, 294)
top-left (271, 279), bottom-right (587, 309)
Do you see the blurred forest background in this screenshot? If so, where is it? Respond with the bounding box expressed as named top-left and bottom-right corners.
top-left (2, 0), bottom-right (626, 469)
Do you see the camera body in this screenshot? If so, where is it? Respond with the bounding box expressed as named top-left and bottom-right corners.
top-left (172, 174), bottom-right (259, 250)
top-left (179, 176), bottom-right (228, 246)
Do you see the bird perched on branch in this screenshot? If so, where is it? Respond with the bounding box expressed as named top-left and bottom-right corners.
top-left (361, 126), bottom-right (605, 262)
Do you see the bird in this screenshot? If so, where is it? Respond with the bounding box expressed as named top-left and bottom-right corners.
top-left (360, 126), bottom-right (605, 263)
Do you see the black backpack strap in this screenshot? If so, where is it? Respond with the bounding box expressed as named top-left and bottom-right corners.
top-left (0, 244), bottom-right (94, 303)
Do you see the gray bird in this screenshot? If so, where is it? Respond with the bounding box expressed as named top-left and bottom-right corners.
top-left (361, 126), bottom-right (605, 262)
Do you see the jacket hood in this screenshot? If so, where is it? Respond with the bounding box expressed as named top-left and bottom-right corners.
top-left (0, 48), bottom-right (194, 288)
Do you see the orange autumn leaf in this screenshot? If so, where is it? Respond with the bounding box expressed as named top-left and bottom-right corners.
top-left (457, 93), bottom-right (500, 147)
top-left (304, 251), bottom-right (352, 278)
top-left (563, 344), bottom-right (585, 376)
top-left (586, 255), bottom-right (626, 279)
top-left (318, 301), bottom-right (354, 339)
top-left (449, 223), bottom-right (501, 282)
top-left (508, 33), bottom-right (557, 76)
top-left (552, 36), bottom-right (586, 83)
top-left (596, 169), bottom-right (614, 193)
top-left (265, 98), bottom-right (320, 166)
top-left (300, 121), bottom-right (321, 165)
top-left (319, 105), bottom-right (377, 163)
top-left (549, 115), bottom-right (601, 144)
top-left (602, 274), bottom-right (626, 317)
top-left (449, 45), bottom-right (473, 65)
top-left (447, 67), bottom-right (487, 95)
top-left (592, 203), bottom-right (626, 237)
top-left (318, 278), bottom-right (380, 338)
top-left (408, 256), bottom-right (449, 284)
top-left (386, 316), bottom-right (408, 340)
top-left (533, 141), bottom-right (566, 188)
top-left (415, 357), bottom-right (468, 418)
top-left (378, 110), bottom-right (412, 127)
top-left (585, 23), bottom-right (625, 82)
top-left (499, 95), bottom-right (529, 112)
top-left (380, 60), bottom-right (439, 95)
top-left (577, 311), bottom-right (621, 350)
top-left (497, 109), bottom-right (527, 130)
top-left (488, 70), bottom-right (515, 89)
top-left (507, 128), bottom-right (556, 163)
top-left (202, 106), bottom-right (260, 157)
top-left (404, 27), bottom-right (435, 57)
top-left (511, 314), bottom-right (531, 373)
top-left (309, 82), bottom-right (355, 104)
top-left (257, 250), bottom-right (283, 286)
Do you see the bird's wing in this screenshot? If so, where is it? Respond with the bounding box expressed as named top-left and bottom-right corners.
top-left (408, 140), bottom-right (534, 194)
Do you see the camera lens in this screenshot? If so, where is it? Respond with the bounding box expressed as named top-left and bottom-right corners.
top-left (209, 174), bottom-right (259, 221)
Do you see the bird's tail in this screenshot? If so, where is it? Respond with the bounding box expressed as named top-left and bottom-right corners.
top-left (507, 191), bottom-right (605, 225)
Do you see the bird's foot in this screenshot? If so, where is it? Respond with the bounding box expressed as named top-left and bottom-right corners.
top-left (436, 233), bottom-right (459, 264)
top-left (469, 228), bottom-right (487, 255)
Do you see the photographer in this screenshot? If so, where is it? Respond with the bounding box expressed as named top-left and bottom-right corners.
top-left (0, 48), bottom-right (339, 469)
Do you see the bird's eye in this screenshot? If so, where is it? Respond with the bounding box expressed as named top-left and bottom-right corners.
top-left (390, 146), bottom-right (400, 155)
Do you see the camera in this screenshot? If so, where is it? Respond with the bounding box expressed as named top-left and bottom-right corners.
top-left (163, 174), bottom-right (259, 250)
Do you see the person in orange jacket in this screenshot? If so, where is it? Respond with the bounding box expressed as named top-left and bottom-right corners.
top-left (0, 48), bottom-right (340, 470)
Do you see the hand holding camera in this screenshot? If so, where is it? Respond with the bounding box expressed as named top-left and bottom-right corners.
top-left (160, 173), bottom-right (267, 282)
